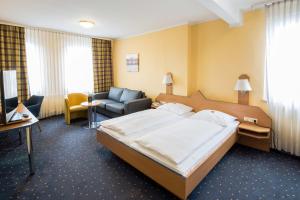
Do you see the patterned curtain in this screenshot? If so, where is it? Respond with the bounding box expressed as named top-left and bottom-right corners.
top-left (0, 24), bottom-right (29, 101)
top-left (92, 38), bottom-right (113, 93)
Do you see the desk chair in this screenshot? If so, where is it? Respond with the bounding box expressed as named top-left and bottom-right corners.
top-left (24, 95), bottom-right (44, 132)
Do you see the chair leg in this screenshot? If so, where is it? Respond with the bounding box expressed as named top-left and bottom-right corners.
top-left (18, 129), bottom-right (22, 145)
top-left (37, 122), bottom-right (42, 132)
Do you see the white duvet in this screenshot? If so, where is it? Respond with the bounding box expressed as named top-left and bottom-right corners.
top-left (134, 119), bottom-right (224, 165)
top-left (100, 109), bottom-right (184, 136)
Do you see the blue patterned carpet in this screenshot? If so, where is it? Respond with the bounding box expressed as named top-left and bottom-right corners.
top-left (0, 115), bottom-right (300, 200)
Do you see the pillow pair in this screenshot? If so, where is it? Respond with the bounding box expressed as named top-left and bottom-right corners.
top-left (191, 109), bottom-right (237, 127)
top-left (157, 103), bottom-right (193, 115)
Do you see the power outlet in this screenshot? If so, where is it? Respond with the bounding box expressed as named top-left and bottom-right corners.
top-left (244, 116), bottom-right (258, 124)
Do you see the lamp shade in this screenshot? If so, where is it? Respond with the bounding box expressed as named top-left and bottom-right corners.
top-left (162, 74), bottom-right (173, 85)
top-left (234, 79), bottom-right (252, 91)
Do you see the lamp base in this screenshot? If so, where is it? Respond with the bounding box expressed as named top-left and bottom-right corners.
top-left (238, 91), bottom-right (249, 105)
top-left (166, 84), bottom-right (173, 95)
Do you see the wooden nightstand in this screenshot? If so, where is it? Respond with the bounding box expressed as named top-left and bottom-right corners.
top-left (237, 122), bottom-right (271, 152)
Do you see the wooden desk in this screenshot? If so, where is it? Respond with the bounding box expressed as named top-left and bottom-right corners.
top-left (0, 103), bottom-right (39, 175)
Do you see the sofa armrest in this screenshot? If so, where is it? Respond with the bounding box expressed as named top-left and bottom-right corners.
top-left (124, 98), bottom-right (152, 114)
top-left (94, 92), bottom-right (109, 100)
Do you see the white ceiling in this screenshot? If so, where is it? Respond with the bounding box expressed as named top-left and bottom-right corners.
top-left (0, 0), bottom-right (267, 39)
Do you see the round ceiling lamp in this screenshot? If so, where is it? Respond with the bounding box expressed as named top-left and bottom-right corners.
top-left (79, 20), bottom-right (95, 28)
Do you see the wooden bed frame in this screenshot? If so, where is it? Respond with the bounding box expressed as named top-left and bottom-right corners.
top-left (96, 91), bottom-right (271, 199)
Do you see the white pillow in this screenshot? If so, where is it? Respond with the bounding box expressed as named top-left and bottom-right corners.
top-left (157, 103), bottom-right (193, 115)
top-left (191, 109), bottom-right (237, 127)
top-left (156, 103), bottom-right (175, 111)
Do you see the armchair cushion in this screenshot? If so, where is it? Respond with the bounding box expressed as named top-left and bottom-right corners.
top-left (108, 87), bottom-right (124, 102)
top-left (120, 88), bottom-right (142, 102)
top-left (98, 99), bottom-right (117, 108)
top-left (70, 105), bottom-right (87, 112)
top-left (106, 103), bottom-right (124, 114)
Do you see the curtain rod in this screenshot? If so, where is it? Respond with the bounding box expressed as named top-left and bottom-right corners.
top-left (0, 20), bottom-right (113, 41)
top-left (251, 0), bottom-right (286, 9)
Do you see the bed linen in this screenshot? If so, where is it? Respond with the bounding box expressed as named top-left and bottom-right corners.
top-left (100, 109), bottom-right (193, 136)
top-left (99, 110), bottom-right (194, 143)
top-left (134, 119), bottom-right (224, 165)
top-left (131, 121), bottom-right (238, 177)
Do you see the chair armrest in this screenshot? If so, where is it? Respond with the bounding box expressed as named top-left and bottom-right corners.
top-left (65, 97), bottom-right (70, 109)
top-left (94, 92), bottom-right (109, 100)
top-left (26, 104), bottom-right (41, 117)
top-left (124, 98), bottom-right (152, 114)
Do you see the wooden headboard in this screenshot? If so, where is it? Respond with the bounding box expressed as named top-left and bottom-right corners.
top-left (156, 91), bottom-right (271, 128)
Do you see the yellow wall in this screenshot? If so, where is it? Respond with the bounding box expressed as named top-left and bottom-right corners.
top-left (113, 25), bottom-right (190, 98)
top-left (113, 10), bottom-right (267, 111)
top-left (191, 9), bottom-right (267, 111)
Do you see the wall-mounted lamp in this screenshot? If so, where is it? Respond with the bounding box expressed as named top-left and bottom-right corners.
top-left (162, 72), bottom-right (173, 95)
top-left (234, 74), bottom-right (252, 105)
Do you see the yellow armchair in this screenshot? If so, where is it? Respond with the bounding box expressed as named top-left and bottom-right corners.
top-left (65, 93), bottom-right (88, 125)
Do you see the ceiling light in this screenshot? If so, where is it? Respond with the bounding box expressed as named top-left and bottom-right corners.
top-left (79, 20), bottom-right (95, 28)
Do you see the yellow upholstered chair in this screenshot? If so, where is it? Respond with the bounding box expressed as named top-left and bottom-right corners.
top-left (65, 93), bottom-right (88, 125)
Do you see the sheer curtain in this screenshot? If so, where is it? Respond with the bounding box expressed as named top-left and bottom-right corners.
top-left (25, 28), bottom-right (93, 118)
top-left (265, 0), bottom-right (300, 156)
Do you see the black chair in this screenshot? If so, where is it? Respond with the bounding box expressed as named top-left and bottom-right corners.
top-left (24, 95), bottom-right (44, 132)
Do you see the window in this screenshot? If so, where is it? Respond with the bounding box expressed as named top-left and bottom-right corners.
top-left (25, 29), bottom-right (93, 117)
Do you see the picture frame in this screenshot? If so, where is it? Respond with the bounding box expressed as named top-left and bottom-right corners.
top-left (126, 53), bottom-right (139, 72)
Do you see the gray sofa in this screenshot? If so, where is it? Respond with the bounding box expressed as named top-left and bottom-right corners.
top-left (94, 87), bottom-right (152, 118)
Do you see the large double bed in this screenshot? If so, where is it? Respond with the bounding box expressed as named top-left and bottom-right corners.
top-left (96, 91), bottom-right (271, 199)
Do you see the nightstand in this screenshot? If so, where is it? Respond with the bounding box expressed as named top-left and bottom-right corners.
top-left (237, 122), bottom-right (271, 152)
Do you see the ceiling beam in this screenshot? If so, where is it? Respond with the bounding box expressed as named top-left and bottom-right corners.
top-left (197, 0), bottom-right (243, 26)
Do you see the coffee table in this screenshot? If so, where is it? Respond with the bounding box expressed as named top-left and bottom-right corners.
top-left (81, 100), bottom-right (102, 129)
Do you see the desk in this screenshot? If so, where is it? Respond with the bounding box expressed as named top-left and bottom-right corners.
top-left (0, 104), bottom-right (39, 175)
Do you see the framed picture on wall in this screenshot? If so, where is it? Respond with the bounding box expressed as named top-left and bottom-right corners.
top-left (126, 54), bottom-right (139, 72)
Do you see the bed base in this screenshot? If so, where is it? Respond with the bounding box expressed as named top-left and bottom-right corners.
top-left (97, 130), bottom-right (237, 199)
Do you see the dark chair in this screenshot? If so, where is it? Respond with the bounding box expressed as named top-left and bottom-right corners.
top-left (24, 95), bottom-right (44, 132)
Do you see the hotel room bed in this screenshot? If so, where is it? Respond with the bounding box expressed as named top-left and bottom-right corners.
top-left (101, 118), bottom-right (238, 177)
top-left (99, 109), bottom-right (195, 144)
top-left (97, 91), bottom-right (271, 199)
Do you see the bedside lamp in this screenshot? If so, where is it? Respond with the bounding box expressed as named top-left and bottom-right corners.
top-left (234, 74), bottom-right (252, 105)
top-left (162, 72), bottom-right (173, 95)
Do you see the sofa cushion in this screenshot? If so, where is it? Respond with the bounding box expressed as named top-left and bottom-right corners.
top-left (108, 87), bottom-right (124, 102)
top-left (120, 89), bottom-right (142, 102)
top-left (97, 99), bottom-right (118, 108)
top-left (106, 103), bottom-right (124, 114)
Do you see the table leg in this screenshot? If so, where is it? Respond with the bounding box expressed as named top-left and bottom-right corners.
top-left (93, 106), bottom-right (97, 124)
top-left (26, 126), bottom-right (35, 175)
top-left (88, 107), bottom-right (92, 128)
